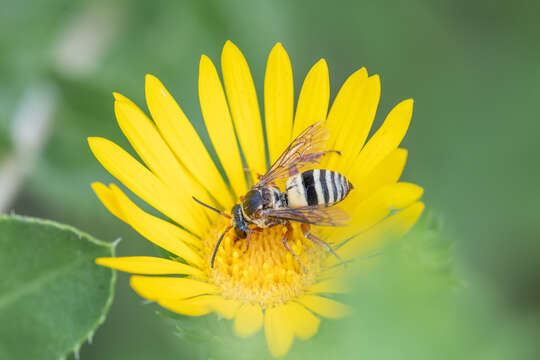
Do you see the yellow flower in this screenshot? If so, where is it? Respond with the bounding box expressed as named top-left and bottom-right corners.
top-left (89, 41), bottom-right (424, 357)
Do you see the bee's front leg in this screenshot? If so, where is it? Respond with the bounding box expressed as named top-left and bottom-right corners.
top-left (300, 223), bottom-right (343, 263)
top-left (245, 230), bottom-right (252, 251)
top-left (243, 167), bottom-right (264, 184)
top-left (244, 227), bottom-right (262, 251)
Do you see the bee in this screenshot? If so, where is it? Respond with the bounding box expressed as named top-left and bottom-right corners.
top-left (193, 122), bottom-right (353, 268)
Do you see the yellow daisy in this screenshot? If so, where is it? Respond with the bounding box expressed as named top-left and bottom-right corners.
top-left (89, 41), bottom-right (424, 357)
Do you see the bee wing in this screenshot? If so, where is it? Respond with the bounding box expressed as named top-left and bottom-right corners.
top-left (262, 205), bottom-right (351, 227)
top-left (256, 122), bottom-right (330, 187)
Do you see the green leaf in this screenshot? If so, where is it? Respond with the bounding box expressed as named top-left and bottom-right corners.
top-left (400, 211), bottom-right (461, 289)
top-left (0, 215), bottom-right (116, 360)
top-left (0, 115), bottom-right (11, 161)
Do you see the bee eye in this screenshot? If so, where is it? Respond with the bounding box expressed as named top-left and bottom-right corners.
top-left (243, 190), bottom-right (263, 217)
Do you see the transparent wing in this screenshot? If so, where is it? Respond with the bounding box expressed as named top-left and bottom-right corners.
top-left (255, 122), bottom-right (332, 188)
top-left (261, 205), bottom-right (350, 227)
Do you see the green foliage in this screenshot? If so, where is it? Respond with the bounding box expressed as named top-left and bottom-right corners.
top-left (0, 118), bottom-right (10, 161)
top-left (400, 212), bottom-right (460, 290)
top-left (172, 312), bottom-right (269, 360)
top-left (0, 215), bottom-right (116, 360)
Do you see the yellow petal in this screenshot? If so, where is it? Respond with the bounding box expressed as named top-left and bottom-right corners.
top-left (113, 95), bottom-right (217, 217)
top-left (347, 187), bottom-right (400, 232)
top-left (292, 59), bottom-right (330, 138)
top-left (88, 137), bottom-right (205, 235)
top-left (265, 306), bottom-right (294, 358)
top-left (351, 183), bottom-right (423, 230)
top-left (221, 41), bottom-right (266, 182)
top-left (379, 200), bottom-right (425, 237)
top-left (326, 68), bottom-right (368, 146)
top-left (337, 201), bottom-right (425, 261)
top-left (286, 302), bottom-right (320, 340)
top-left (265, 43), bottom-right (294, 163)
top-left (353, 99), bottom-right (414, 176)
top-left (158, 296), bottom-right (213, 317)
top-left (90, 182), bottom-right (127, 223)
top-left (145, 75), bottom-right (234, 209)
top-left (381, 182), bottom-right (424, 209)
top-left (101, 184), bottom-right (201, 251)
top-left (95, 256), bottom-right (203, 276)
top-left (319, 264), bottom-right (348, 280)
top-left (336, 147), bottom-right (406, 224)
top-left (199, 55), bottom-right (248, 197)
top-left (326, 74), bottom-right (381, 173)
top-left (307, 278), bottom-right (348, 294)
top-left (91, 182), bottom-right (203, 267)
top-left (130, 276), bottom-right (219, 301)
top-left (234, 303), bottom-right (263, 338)
top-left (325, 182), bottom-right (424, 259)
top-left (296, 295), bottom-right (352, 319)
top-left (205, 296), bottom-right (241, 320)
top-left (350, 182), bottom-right (423, 228)
top-left (347, 148), bottom-right (408, 202)
top-left (324, 68), bottom-right (368, 168)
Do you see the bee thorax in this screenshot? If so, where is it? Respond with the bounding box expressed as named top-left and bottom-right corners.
top-left (261, 187), bottom-right (288, 209)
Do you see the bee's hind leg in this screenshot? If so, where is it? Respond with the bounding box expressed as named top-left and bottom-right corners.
top-left (303, 150), bottom-right (341, 164)
top-left (282, 222), bottom-right (306, 272)
top-left (301, 223), bottom-right (343, 263)
top-left (288, 150), bottom-right (342, 177)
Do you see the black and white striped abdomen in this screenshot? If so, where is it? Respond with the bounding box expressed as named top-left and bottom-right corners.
top-left (285, 169), bottom-right (353, 208)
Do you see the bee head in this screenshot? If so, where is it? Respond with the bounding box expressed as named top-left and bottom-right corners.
top-left (242, 190), bottom-right (263, 218)
top-left (231, 204), bottom-right (248, 238)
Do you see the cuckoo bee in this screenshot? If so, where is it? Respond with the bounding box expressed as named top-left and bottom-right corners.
top-left (193, 122), bottom-right (353, 268)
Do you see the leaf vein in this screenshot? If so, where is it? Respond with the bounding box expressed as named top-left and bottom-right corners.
top-left (0, 259), bottom-right (84, 310)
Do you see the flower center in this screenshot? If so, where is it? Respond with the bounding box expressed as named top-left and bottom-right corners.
top-left (203, 218), bottom-right (326, 308)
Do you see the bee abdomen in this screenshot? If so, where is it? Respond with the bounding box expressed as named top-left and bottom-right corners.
top-left (286, 169), bottom-right (353, 208)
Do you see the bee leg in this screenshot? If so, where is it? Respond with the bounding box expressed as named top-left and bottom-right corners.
top-left (245, 230), bottom-right (252, 251)
top-left (244, 227), bottom-right (262, 252)
top-left (325, 149), bottom-right (342, 156)
top-left (244, 167), bottom-right (264, 184)
top-left (288, 165), bottom-right (300, 177)
top-left (283, 222), bottom-right (306, 272)
top-left (302, 150), bottom-right (342, 164)
top-left (287, 150), bottom-right (343, 177)
top-left (301, 223), bottom-right (343, 263)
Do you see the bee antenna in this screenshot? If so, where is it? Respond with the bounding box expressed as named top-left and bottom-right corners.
top-left (211, 225), bottom-right (232, 268)
top-left (192, 196), bottom-right (231, 219)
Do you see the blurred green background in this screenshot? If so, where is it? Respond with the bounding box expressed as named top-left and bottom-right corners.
top-left (1, 0), bottom-right (539, 359)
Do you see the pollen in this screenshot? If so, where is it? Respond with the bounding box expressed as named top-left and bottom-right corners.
top-left (204, 219), bottom-right (327, 308)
